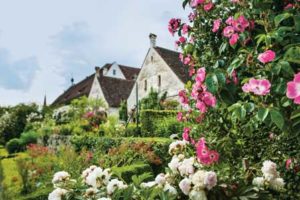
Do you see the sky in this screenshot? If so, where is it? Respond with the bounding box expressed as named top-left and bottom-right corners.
top-left (0, 0), bottom-right (189, 106)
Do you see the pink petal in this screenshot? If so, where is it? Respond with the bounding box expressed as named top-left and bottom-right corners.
top-left (287, 82), bottom-right (300, 98)
top-left (294, 72), bottom-right (300, 83)
top-left (294, 96), bottom-right (300, 104)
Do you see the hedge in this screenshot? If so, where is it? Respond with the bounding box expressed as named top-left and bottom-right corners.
top-left (71, 135), bottom-right (172, 152)
top-left (140, 110), bottom-right (179, 137)
top-left (112, 162), bottom-right (153, 183)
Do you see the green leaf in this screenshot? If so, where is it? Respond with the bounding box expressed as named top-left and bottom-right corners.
top-left (205, 73), bottom-right (218, 94)
top-left (215, 70), bottom-right (226, 87)
top-left (219, 42), bottom-right (228, 55)
top-left (284, 46), bottom-right (300, 64)
top-left (257, 108), bottom-right (269, 122)
top-left (278, 60), bottom-right (294, 76)
top-left (291, 109), bottom-right (300, 120)
top-left (270, 109), bottom-right (285, 129)
top-left (294, 15), bottom-right (300, 32)
top-left (182, 0), bottom-right (189, 9)
top-left (274, 13), bottom-right (293, 27)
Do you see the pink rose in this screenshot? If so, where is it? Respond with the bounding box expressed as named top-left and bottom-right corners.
top-left (258, 50), bottom-right (276, 64)
top-left (229, 33), bottom-right (239, 45)
top-left (190, 0), bottom-right (205, 7)
top-left (237, 15), bottom-right (249, 29)
top-left (286, 72), bottom-right (300, 104)
top-left (286, 159), bottom-right (293, 170)
top-left (182, 127), bottom-right (191, 141)
top-left (284, 3), bottom-right (294, 10)
top-left (242, 78), bottom-right (271, 96)
top-left (177, 112), bottom-right (183, 122)
top-left (204, 2), bottom-right (214, 11)
top-left (226, 16), bottom-right (234, 25)
top-left (188, 12), bottom-right (196, 22)
top-left (212, 19), bottom-right (221, 33)
top-left (195, 67), bottom-right (206, 83)
top-left (168, 18), bottom-right (181, 36)
top-left (232, 20), bottom-right (245, 32)
top-left (202, 92), bottom-right (216, 107)
top-left (196, 100), bottom-right (207, 113)
top-left (182, 24), bottom-right (190, 34)
top-left (179, 36), bottom-right (186, 43)
top-left (223, 26), bottom-right (235, 38)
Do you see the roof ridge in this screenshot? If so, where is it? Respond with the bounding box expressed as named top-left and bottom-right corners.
top-left (154, 46), bottom-right (180, 54)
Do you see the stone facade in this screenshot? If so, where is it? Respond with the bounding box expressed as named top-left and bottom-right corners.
top-left (127, 47), bottom-right (185, 111)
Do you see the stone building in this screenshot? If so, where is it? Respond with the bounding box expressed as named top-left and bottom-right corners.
top-left (52, 62), bottom-right (140, 115)
top-left (127, 34), bottom-right (189, 111)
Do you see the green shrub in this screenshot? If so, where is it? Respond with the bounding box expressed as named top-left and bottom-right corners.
top-left (0, 103), bottom-right (39, 144)
top-left (140, 110), bottom-right (178, 137)
top-left (71, 135), bottom-right (119, 152)
top-left (19, 131), bottom-right (38, 146)
top-left (58, 124), bottom-right (73, 135)
top-left (153, 117), bottom-right (183, 137)
top-left (19, 187), bottom-right (52, 200)
top-left (6, 138), bottom-right (22, 154)
top-left (124, 124), bottom-right (141, 137)
top-left (112, 162), bottom-right (153, 183)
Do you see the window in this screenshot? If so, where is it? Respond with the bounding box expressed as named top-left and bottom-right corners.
top-left (158, 75), bottom-right (161, 87)
top-left (151, 56), bottom-right (154, 63)
top-left (144, 79), bottom-right (147, 91)
top-left (113, 69), bottom-right (116, 75)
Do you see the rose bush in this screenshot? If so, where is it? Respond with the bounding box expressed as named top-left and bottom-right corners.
top-left (47, 0), bottom-right (300, 199)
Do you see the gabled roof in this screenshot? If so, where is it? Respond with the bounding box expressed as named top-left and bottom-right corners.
top-left (97, 75), bottom-right (135, 107)
top-left (154, 46), bottom-right (189, 83)
top-left (52, 63), bottom-right (140, 107)
top-left (52, 74), bottom-right (95, 106)
top-left (119, 65), bottom-right (140, 80)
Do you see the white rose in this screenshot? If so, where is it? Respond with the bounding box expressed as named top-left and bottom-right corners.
top-left (252, 177), bottom-right (265, 187)
top-left (52, 171), bottom-right (70, 184)
top-left (140, 181), bottom-right (157, 188)
top-left (261, 160), bottom-right (278, 180)
top-left (168, 156), bottom-right (182, 173)
top-left (178, 157), bottom-right (195, 177)
top-left (191, 170), bottom-right (206, 190)
top-left (163, 183), bottom-right (177, 196)
top-left (155, 173), bottom-right (166, 185)
top-left (189, 189), bottom-right (207, 200)
top-left (204, 171), bottom-right (217, 190)
top-left (179, 178), bottom-right (192, 195)
top-left (48, 188), bottom-right (68, 200)
top-left (107, 179), bottom-right (127, 195)
top-left (269, 178), bottom-right (285, 191)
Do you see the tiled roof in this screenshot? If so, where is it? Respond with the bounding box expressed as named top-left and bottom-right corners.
top-left (154, 46), bottom-right (190, 83)
top-left (52, 74), bottom-right (94, 106)
top-left (97, 75), bottom-right (135, 107)
top-left (52, 63), bottom-right (139, 107)
top-left (119, 65), bottom-right (140, 80)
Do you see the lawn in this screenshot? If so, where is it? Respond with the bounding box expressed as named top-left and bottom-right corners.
top-left (0, 146), bottom-right (28, 199)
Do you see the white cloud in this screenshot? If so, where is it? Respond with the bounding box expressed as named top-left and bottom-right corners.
top-left (0, 0), bottom-right (189, 106)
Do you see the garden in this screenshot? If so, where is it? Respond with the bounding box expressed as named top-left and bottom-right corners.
top-left (1, 0), bottom-right (300, 199)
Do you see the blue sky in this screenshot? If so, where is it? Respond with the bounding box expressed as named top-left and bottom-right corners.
top-left (0, 0), bottom-right (189, 105)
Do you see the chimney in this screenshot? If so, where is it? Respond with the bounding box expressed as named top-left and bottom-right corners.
top-left (149, 33), bottom-right (157, 48)
top-left (95, 66), bottom-right (101, 77)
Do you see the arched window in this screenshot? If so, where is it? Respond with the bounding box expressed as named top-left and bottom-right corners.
top-left (144, 79), bottom-right (147, 91)
top-left (158, 75), bottom-right (161, 87)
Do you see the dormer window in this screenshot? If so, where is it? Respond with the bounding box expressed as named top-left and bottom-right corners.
top-left (113, 69), bottom-right (116, 75)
